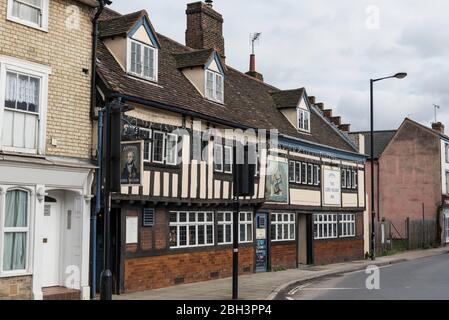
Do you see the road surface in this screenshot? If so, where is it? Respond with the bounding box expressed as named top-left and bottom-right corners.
top-left (281, 253), bottom-right (449, 300)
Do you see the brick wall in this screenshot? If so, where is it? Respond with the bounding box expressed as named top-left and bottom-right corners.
top-left (124, 247), bottom-right (254, 293)
top-left (0, 276), bottom-right (32, 300)
top-left (313, 213), bottom-right (365, 265)
top-left (0, 0), bottom-right (93, 159)
top-left (271, 243), bottom-right (296, 269)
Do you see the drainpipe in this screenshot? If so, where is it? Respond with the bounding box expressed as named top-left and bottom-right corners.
top-left (90, 0), bottom-right (110, 300)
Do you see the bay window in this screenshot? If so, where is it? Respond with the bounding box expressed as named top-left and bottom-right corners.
top-left (1, 189), bottom-right (29, 273)
top-left (7, 0), bottom-right (49, 31)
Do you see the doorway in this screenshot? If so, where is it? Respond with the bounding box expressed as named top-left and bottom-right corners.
top-left (255, 212), bottom-right (268, 272)
top-left (42, 193), bottom-right (62, 287)
top-left (297, 214), bottom-right (313, 265)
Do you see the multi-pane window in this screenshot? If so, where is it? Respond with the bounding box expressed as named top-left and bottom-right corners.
top-left (217, 212), bottom-right (253, 244)
top-left (289, 161), bottom-right (320, 186)
top-left (271, 213), bottom-right (295, 241)
top-left (165, 133), bottom-right (178, 165)
top-left (214, 143), bottom-right (223, 172)
top-left (339, 214), bottom-right (356, 237)
top-left (205, 70), bottom-right (224, 103)
top-left (314, 213), bottom-right (357, 239)
top-left (314, 214), bottom-right (338, 240)
top-left (2, 189), bottom-right (29, 272)
top-left (152, 131), bottom-right (165, 163)
top-left (239, 212), bottom-right (253, 243)
top-left (297, 109), bottom-right (310, 132)
top-left (169, 211), bottom-right (214, 248)
top-left (8, 0), bottom-right (47, 29)
top-left (3, 71), bottom-right (41, 151)
top-left (223, 146), bottom-right (232, 173)
top-left (140, 128), bottom-right (152, 162)
top-left (217, 212), bottom-right (232, 244)
top-left (129, 40), bottom-right (157, 81)
top-left (342, 169), bottom-right (357, 189)
top-left (151, 131), bottom-right (178, 165)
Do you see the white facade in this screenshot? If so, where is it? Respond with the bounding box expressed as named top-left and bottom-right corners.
top-left (0, 156), bottom-right (94, 299)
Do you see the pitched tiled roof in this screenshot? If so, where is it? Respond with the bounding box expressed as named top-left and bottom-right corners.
top-left (96, 11), bottom-right (358, 153)
top-left (356, 130), bottom-right (397, 159)
top-left (271, 88), bottom-right (305, 109)
top-left (173, 48), bottom-right (215, 69)
top-left (99, 10), bottom-right (147, 38)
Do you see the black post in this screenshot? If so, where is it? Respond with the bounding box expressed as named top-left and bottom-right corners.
top-left (232, 196), bottom-right (239, 300)
top-left (100, 103), bottom-right (112, 300)
top-left (370, 79), bottom-right (376, 261)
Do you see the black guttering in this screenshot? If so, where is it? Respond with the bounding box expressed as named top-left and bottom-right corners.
top-left (90, 0), bottom-right (111, 119)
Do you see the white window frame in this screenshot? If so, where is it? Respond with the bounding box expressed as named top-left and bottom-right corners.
top-left (152, 131), bottom-right (165, 164)
top-left (314, 165), bottom-right (321, 186)
top-left (214, 143), bottom-right (223, 172)
top-left (341, 169), bottom-right (346, 188)
top-left (0, 56), bottom-right (50, 155)
top-left (271, 213), bottom-right (295, 242)
top-left (140, 128), bottom-right (152, 163)
top-left (289, 161), bottom-right (295, 182)
top-left (127, 39), bottom-right (158, 82)
top-left (297, 108), bottom-right (311, 133)
top-left (0, 186), bottom-right (34, 277)
top-left (169, 211), bottom-right (214, 248)
top-left (7, 0), bottom-right (49, 32)
top-left (238, 212), bottom-right (253, 243)
top-left (339, 214), bottom-right (356, 237)
top-left (314, 213), bottom-right (338, 240)
top-left (165, 133), bottom-right (178, 165)
top-left (217, 212), bottom-right (233, 245)
top-left (205, 70), bottom-right (224, 104)
top-left (223, 145), bottom-right (233, 174)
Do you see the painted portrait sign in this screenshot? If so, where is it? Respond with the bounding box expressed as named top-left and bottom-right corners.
top-left (323, 167), bottom-right (341, 206)
top-left (120, 141), bottom-right (143, 186)
top-left (265, 159), bottom-right (289, 203)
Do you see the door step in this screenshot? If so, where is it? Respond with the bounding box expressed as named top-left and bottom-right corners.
top-left (42, 286), bottom-right (81, 300)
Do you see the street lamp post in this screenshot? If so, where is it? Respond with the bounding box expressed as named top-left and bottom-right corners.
top-left (370, 72), bottom-right (407, 261)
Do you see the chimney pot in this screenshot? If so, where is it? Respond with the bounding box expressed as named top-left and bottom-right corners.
top-left (330, 116), bottom-right (341, 126)
top-left (323, 109), bottom-right (332, 118)
top-left (316, 102), bottom-right (324, 110)
top-left (339, 124), bottom-right (351, 132)
top-left (308, 96), bottom-right (316, 105)
top-left (432, 122), bottom-right (445, 134)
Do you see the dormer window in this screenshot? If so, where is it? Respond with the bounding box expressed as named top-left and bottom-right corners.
top-left (205, 70), bottom-right (224, 103)
top-left (128, 40), bottom-right (158, 82)
top-left (298, 109), bottom-right (310, 132)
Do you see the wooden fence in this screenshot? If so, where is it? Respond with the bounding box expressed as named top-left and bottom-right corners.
top-left (405, 218), bottom-right (438, 250)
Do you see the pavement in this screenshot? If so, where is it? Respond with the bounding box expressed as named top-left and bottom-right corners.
top-left (114, 246), bottom-right (449, 300)
top-left (284, 252), bottom-right (449, 300)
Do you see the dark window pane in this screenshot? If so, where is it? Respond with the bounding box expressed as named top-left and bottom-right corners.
top-left (179, 226), bottom-right (187, 246)
top-left (169, 226), bottom-right (177, 247)
top-left (206, 225), bottom-right (213, 243)
top-left (198, 225), bottom-right (205, 244)
top-left (217, 225), bottom-right (224, 243)
top-left (295, 162), bottom-right (301, 183)
top-left (189, 226), bottom-right (196, 245)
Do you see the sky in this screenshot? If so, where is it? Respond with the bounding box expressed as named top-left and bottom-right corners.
top-left (109, 0), bottom-right (449, 132)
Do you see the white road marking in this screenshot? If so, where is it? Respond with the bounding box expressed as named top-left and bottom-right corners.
top-left (286, 297), bottom-right (294, 300)
top-left (288, 283), bottom-right (311, 295)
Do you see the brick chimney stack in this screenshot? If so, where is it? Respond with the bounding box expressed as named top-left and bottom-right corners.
top-left (186, 1), bottom-right (225, 59)
top-left (432, 122), bottom-right (445, 134)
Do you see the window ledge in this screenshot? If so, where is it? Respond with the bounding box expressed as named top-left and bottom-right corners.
top-left (0, 271), bottom-right (32, 278)
top-left (6, 16), bottom-right (48, 33)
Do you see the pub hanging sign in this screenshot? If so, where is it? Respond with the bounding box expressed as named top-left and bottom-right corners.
top-left (120, 141), bottom-right (144, 186)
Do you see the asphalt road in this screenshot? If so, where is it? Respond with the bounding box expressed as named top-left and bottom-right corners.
top-left (283, 253), bottom-right (449, 300)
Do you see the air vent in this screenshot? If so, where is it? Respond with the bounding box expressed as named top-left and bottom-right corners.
top-left (142, 208), bottom-right (155, 227)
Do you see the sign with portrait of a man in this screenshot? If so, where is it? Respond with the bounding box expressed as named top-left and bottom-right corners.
top-left (120, 141), bottom-right (143, 186)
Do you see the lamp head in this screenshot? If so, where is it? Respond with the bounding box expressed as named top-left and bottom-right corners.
top-left (394, 72), bottom-right (407, 79)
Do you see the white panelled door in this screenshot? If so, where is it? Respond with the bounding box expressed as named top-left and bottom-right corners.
top-left (42, 193), bottom-right (62, 287)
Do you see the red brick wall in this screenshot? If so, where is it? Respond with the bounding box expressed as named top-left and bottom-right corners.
top-left (378, 121), bottom-right (441, 237)
top-left (313, 213), bottom-right (364, 265)
top-left (271, 243), bottom-right (296, 269)
top-left (313, 238), bottom-right (364, 265)
top-left (124, 247), bottom-right (254, 293)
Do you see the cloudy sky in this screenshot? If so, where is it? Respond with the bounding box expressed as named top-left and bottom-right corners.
top-left (110, 0), bottom-right (449, 131)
